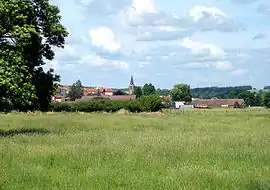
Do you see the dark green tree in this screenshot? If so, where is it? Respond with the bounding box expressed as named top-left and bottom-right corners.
top-left (134, 86), bottom-right (143, 98)
top-left (113, 90), bottom-right (126, 95)
top-left (170, 84), bottom-right (192, 102)
top-left (142, 83), bottom-right (155, 96)
top-left (238, 91), bottom-right (256, 106)
top-left (67, 80), bottom-right (84, 101)
top-left (263, 91), bottom-right (270, 108)
top-left (0, 0), bottom-right (68, 111)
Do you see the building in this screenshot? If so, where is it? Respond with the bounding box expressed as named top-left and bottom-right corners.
top-left (74, 95), bottom-right (136, 102)
top-left (58, 85), bottom-right (70, 96)
top-left (129, 76), bottom-right (135, 95)
top-left (191, 98), bottom-right (245, 108)
top-left (83, 87), bottom-right (115, 96)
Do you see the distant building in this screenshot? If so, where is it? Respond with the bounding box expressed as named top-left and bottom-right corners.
top-left (191, 98), bottom-right (245, 108)
top-left (74, 95), bottom-right (136, 102)
top-left (83, 87), bottom-right (114, 96)
top-left (129, 76), bottom-right (135, 95)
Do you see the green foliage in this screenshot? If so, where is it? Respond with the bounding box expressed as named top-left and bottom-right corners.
top-left (142, 83), bottom-right (155, 96)
top-left (113, 90), bottom-right (127, 95)
top-left (138, 95), bottom-right (163, 112)
top-left (67, 80), bottom-right (84, 101)
top-left (191, 86), bottom-right (252, 99)
top-left (238, 91), bottom-right (256, 106)
top-left (155, 88), bottom-right (171, 96)
top-left (134, 86), bottom-right (143, 98)
top-left (51, 96), bottom-right (163, 113)
top-left (170, 84), bottom-right (192, 102)
top-left (263, 91), bottom-right (270, 108)
top-left (0, 0), bottom-right (68, 111)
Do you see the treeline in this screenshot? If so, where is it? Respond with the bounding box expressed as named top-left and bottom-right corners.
top-left (51, 95), bottom-right (166, 113)
top-left (121, 85), bottom-right (254, 98)
top-left (191, 86), bottom-right (253, 99)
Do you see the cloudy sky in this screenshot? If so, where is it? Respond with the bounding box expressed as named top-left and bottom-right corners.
top-left (48, 0), bottom-right (270, 89)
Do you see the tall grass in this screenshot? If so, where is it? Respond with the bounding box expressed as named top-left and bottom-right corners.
top-left (1, 109), bottom-right (270, 189)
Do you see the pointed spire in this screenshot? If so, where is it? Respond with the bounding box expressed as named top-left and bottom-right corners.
top-left (130, 76), bottom-right (134, 86)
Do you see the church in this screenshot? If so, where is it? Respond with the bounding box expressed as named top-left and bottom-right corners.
top-left (129, 76), bottom-right (135, 95)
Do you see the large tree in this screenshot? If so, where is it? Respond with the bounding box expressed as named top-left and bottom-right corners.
top-left (142, 83), bottom-right (155, 96)
top-left (263, 91), bottom-right (270, 108)
top-left (170, 84), bottom-right (192, 102)
top-left (134, 86), bottom-right (143, 98)
top-left (238, 91), bottom-right (256, 106)
top-left (0, 0), bottom-right (68, 111)
top-left (68, 80), bottom-right (84, 101)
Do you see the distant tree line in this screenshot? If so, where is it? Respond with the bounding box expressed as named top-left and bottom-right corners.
top-left (191, 86), bottom-right (253, 99)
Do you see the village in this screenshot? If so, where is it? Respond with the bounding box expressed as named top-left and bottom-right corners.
top-left (52, 76), bottom-right (246, 109)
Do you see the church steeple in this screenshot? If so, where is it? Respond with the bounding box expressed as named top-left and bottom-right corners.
top-left (130, 76), bottom-right (134, 86)
top-left (129, 76), bottom-right (135, 95)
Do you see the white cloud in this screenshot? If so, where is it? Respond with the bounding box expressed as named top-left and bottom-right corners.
top-left (215, 61), bottom-right (234, 70)
top-left (184, 61), bottom-right (233, 70)
top-left (132, 0), bottom-right (156, 14)
top-left (189, 5), bottom-right (228, 21)
top-left (180, 37), bottom-right (226, 58)
top-left (89, 27), bottom-right (121, 52)
top-left (231, 68), bottom-right (248, 75)
top-left (80, 55), bottom-right (129, 69)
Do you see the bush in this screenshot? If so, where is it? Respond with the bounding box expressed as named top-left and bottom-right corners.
top-left (126, 100), bottom-right (142, 113)
top-left (138, 95), bottom-right (163, 112)
top-left (51, 103), bottom-right (74, 112)
top-left (50, 95), bottom-right (163, 113)
top-left (263, 91), bottom-right (270, 109)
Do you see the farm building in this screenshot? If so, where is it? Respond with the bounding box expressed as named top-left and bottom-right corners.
top-left (191, 98), bottom-right (245, 108)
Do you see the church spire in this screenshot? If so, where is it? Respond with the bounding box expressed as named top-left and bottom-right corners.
top-left (129, 76), bottom-right (135, 95)
top-left (130, 76), bottom-right (134, 86)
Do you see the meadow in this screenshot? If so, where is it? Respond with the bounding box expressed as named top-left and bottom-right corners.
top-left (1, 109), bottom-right (270, 189)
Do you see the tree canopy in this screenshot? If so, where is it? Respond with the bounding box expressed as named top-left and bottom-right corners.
top-left (263, 91), bottom-right (270, 108)
top-left (68, 80), bottom-right (84, 101)
top-left (142, 83), bottom-right (155, 96)
top-left (170, 84), bottom-right (192, 102)
top-left (0, 0), bottom-right (68, 111)
top-left (134, 86), bottom-right (143, 98)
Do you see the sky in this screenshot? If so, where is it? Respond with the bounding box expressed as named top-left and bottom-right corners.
top-left (47, 0), bottom-right (270, 89)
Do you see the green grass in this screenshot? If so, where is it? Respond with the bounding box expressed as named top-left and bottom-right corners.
top-left (1, 109), bottom-right (270, 189)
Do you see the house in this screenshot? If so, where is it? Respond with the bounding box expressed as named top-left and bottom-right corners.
top-left (75, 95), bottom-right (136, 102)
top-left (58, 85), bottom-right (70, 96)
top-left (83, 87), bottom-right (115, 96)
top-left (191, 98), bottom-right (245, 108)
top-left (173, 101), bottom-right (185, 109)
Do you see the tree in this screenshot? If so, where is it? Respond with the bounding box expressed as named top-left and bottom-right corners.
top-left (67, 80), bottom-right (84, 101)
top-left (0, 0), bottom-right (68, 111)
top-left (142, 83), bottom-right (155, 96)
top-left (238, 91), bottom-right (256, 106)
top-left (170, 84), bottom-right (192, 102)
top-left (113, 90), bottom-right (126, 95)
top-left (134, 86), bottom-right (143, 98)
top-left (155, 88), bottom-right (171, 96)
top-left (263, 91), bottom-right (270, 108)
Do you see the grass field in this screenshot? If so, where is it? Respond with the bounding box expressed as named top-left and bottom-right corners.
top-left (1, 109), bottom-right (270, 189)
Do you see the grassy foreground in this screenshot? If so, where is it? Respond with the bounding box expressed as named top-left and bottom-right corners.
top-left (1, 109), bottom-right (270, 189)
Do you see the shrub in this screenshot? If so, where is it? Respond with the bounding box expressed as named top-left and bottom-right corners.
top-left (139, 95), bottom-right (163, 112)
top-left (50, 96), bottom-right (163, 113)
top-left (263, 91), bottom-right (270, 109)
top-left (51, 103), bottom-right (73, 112)
top-left (126, 100), bottom-right (142, 113)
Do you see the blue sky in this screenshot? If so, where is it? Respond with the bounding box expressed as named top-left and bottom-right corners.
top-left (47, 0), bottom-right (270, 89)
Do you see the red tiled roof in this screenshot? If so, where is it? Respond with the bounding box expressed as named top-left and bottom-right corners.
top-left (83, 87), bottom-right (115, 93)
top-left (191, 98), bottom-right (245, 106)
top-left (75, 95), bottom-right (136, 102)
